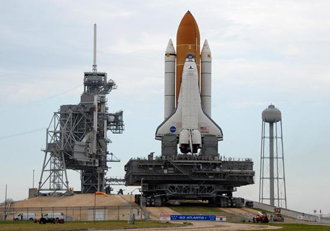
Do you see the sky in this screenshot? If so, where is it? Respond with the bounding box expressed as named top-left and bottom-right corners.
top-left (0, 0), bottom-right (330, 214)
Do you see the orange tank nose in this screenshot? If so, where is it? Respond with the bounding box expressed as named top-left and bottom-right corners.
top-left (176, 11), bottom-right (201, 103)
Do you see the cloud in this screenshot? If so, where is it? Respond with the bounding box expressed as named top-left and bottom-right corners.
top-left (0, 67), bottom-right (83, 105)
top-left (213, 57), bottom-right (330, 100)
top-left (104, 33), bottom-right (168, 55)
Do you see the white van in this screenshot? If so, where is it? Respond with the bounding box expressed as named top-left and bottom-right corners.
top-left (14, 212), bottom-right (36, 221)
top-left (43, 212), bottom-right (65, 220)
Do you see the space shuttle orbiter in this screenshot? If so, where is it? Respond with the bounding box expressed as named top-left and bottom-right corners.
top-left (155, 11), bottom-right (223, 154)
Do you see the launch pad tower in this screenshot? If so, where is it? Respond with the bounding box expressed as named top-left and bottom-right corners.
top-left (38, 25), bottom-right (124, 194)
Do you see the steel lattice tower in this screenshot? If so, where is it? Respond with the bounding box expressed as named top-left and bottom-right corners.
top-left (259, 104), bottom-right (287, 208)
top-left (38, 24), bottom-right (124, 194)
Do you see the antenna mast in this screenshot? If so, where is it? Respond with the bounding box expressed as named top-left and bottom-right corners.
top-left (93, 24), bottom-right (97, 72)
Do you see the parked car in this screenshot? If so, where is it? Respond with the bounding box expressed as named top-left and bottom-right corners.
top-left (14, 212), bottom-right (36, 221)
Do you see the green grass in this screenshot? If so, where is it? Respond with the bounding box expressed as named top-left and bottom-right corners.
top-left (3, 220), bottom-right (326, 231)
top-left (0, 220), bottom-right (183, 231)
top-left (237, 223), bottom-right (330, 231)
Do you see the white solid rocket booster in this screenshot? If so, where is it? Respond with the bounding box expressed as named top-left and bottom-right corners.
top-left (201, 40), bottom-right (212, 117)
top-left (164, 39), bottom-right (176, 119)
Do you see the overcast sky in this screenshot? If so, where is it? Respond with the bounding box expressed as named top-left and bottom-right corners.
top-left (1, 0), bottom-right (330, 214)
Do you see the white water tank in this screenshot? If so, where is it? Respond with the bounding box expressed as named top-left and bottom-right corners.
top-left (262, 104), bottom-right (281, 123)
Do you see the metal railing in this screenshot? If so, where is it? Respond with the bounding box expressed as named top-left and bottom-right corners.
top-left (130, 156), bottom-right (253, 162)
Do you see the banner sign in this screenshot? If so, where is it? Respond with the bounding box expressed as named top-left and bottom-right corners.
top-left (160, 214), bottom-right (226, 222)
top-left (171, 215), bottom-right (216, 221)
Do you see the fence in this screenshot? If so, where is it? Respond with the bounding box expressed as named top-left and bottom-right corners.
top-left (0, 206), bottom-right (144, 222)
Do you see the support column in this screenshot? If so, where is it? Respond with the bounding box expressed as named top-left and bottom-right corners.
top-left (269, 122), bottom-right (274, 206)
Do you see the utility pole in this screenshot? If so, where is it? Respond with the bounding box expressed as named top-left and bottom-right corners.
top-left (140, 178), bottom-right (144, 220)
top-left (4, 184), bottom-right (7, 222)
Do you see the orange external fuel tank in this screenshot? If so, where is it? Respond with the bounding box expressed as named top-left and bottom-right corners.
top-left (176, 11), bottom-right (201, 103)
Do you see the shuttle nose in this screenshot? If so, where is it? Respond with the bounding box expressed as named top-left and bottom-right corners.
top-left (185, 53), bottom-right (196, 64)
top-left (187, 53), bottom-right (195, 59)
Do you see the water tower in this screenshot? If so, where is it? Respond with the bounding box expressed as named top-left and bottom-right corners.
top-left (259, 104), bottom-right (287, 208)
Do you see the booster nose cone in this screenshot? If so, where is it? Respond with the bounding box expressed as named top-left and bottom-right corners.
top-left (201, 39), bottom-right (211, 55)
top-left (176, 11), bottom-right (201, 103)
top-left (165, 39), bottom-right (175, 55)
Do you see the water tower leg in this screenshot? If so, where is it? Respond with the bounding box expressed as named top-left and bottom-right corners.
top-left (269, 122), bottom-right (275, 206)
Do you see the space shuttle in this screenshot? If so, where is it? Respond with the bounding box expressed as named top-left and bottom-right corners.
top-left (156, 11), bottom-right (223, 154)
